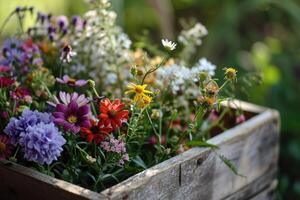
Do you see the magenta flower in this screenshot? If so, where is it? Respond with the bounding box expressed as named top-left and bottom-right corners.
top-left (0, 66), bottom-right (11, 73)
top-left (53, 100), bottom-right (91, 133)
top-left (56, 75), bottom-right (87, 87)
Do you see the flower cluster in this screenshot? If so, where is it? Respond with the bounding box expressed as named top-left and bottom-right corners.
top-left (156, 58), bottom-right (217, 94)
top-left (4, 110), bottom-right (65, 164)
top-left (100, 136), bottom-right (129, 166)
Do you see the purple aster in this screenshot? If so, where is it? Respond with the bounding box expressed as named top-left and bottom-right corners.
top-left (56, 75), bottom-right (87, 87)
top-left (53, 100), bottom-right (91, 133)
top-left (19, 122), bottom-right (66, 165)
top-left (4, 109), bottom-right (53, 145)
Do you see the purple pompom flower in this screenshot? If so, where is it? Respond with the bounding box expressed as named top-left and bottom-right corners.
top-left (56, 75), bottom-right (87, 87)
top-left (53, 100), bottom-right (91, 133)
top-left (19, 122), bottom-right (66, 165)
top-left (4, 109), bottom-right (53, 144)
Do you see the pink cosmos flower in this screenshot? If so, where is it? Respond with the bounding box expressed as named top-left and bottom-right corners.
top-left (56, 75), bottom-right (87, 87)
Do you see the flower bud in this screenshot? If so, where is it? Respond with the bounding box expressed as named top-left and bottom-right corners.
top-left (199, 71), bottom-right (208, 82)
top-left (130, 66), bottom-right (138, 77)
top-left (87, 80), bottom-right (96, 88)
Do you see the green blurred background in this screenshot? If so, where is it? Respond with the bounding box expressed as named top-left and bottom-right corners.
top-left (0, 0), bottom-right (299, 199)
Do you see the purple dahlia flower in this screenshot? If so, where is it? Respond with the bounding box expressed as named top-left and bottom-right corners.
top-left (53, 100), bottom-right (91, 133)
top-left (4, 109), bottom-right (53, 144)
top-left (19, 122), bottom-right (66, 165)
top-left (56, 75), bottom-right (87, 87)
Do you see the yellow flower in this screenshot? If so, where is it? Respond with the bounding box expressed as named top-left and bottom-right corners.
top-left (125, 83), bottom-right (153, 97)
top-left (224, 67), bottom-right (237, 81)
top-left (136, 95), bottom-right (152, 108)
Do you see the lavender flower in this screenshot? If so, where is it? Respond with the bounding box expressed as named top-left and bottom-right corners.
top-left (56, 75), bottom-right (87, 87)
top-left (19, 122), bottom-right (66, 165)
top-left (53, 100), bottom-right (91, 133)
top-left (4, 109), bottom-right (53, 144)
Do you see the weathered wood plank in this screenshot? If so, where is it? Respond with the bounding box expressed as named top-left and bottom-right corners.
top-left (0, 160), bottom-right (107, 200)
top-left (249, 180), bottom-right (277, 200)
top-left (224, 168), bottom-right (277, 200)
top-left (101, 109), bottom-right (280, 200)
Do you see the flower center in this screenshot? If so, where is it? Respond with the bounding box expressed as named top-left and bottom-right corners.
top-left (67, 115), bottom-right (78, 124)
top-left (0, 142), bottom-right (6, 153)
top-left (135, 86), bottom-right (143, 94)
top-left (67, 78), bottom-right (76, 85)
top-left (91, 126), bottom-right (100, 134)
top-left (108, 110), bottom-right (117, 119)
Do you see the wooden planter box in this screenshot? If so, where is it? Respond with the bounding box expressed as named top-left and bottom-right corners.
top-left (0, 100), bottom-right (280, 200)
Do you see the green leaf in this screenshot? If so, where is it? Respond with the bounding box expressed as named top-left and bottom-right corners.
top-left (218, 154), bottom-right (245, 177)
top-left (132, 156), bottom-right (148, 170)
top-left (186, 140), bottom-right (219, 149)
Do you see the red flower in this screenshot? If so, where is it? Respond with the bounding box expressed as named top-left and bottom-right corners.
top-left (81, 120), bottom-right (113, 144)
top-left (0, 77), bottom-right (15, 88)
top-left (0, 134), bottom-right (14, 160)
top-left (98, 98), bottom-right (129, 129)
top-left (10, 87), bottom-right (31, 100)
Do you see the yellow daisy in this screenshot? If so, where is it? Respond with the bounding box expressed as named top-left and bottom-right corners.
top-left (125, 83), bottom-right (153, 97)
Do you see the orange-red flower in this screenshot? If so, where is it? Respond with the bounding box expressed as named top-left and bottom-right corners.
top-left (81, 120), bottom-right (113, 144)
top-left (98, 98), bottom-right (129, 129)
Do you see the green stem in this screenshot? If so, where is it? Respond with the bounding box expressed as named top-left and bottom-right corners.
top-left (0, 12), bottom-right (14, 36)
top-left (141, 56), bottom-right (169, 85)
top-left (145, 108), bottom-right (160, 141)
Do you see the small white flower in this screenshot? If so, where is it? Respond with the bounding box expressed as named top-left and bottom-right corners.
top-left (192, 58), bottom-right (216, 77)
top-left (161, 39), bottom-right (177, 51)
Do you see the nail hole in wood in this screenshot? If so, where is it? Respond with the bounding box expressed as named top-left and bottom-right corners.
top-left (197, 157), bottom-right (204, 166)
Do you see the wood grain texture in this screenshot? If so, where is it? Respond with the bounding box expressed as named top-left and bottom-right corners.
top-left (101, 109), bottom-right (280, 200)
top-left (0, 160), bottom-right (107, 200)
top-left (0, 101), bottom-right (280, 200)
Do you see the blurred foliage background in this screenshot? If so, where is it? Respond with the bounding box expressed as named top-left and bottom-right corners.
top-left (0, 0), bottom-right (299, 199)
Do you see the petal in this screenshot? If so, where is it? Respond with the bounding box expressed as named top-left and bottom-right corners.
top-left (63, 75), bottom-right (70, 82)
top-left (78, 118), bottom-right (91, 128)
top-left (77, 105), bottom-right (90, 116)
top-left (56, 104), bottom-right (68, 113)
top-left (75, 80), bottom-right (87, 87)
top-left (68, 100), bottom-right (78, 111)
top-left (56, 78), bottom-right (64, 84)
top-left (52, 112), bottom-right (65, 119)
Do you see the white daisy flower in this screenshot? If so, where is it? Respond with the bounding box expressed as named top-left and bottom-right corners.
top-left (161, 39), bottom-right (177, 51)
